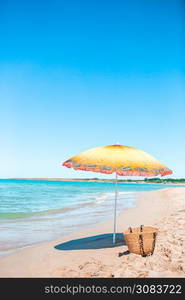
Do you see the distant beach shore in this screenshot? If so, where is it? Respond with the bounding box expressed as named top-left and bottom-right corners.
top-left (0, 187), bottom-right (184, 278)
top-left (5, 177), bottom-right (185, 184)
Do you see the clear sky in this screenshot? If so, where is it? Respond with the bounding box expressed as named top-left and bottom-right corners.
top-left (0, 0), bottom-right (185, 178)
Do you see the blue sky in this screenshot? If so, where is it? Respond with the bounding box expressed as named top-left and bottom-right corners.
top-left (0, 0), bottom-right (184, 178)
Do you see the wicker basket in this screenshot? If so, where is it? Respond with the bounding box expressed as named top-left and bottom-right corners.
top-left (124, 225), bottom-right (158, 257)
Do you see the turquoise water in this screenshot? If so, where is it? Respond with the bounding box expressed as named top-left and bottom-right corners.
top-left (0, 179), bottom-right (180, 256)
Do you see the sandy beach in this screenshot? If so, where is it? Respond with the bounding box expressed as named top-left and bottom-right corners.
top-left (0, 187), bottom-right (184, 278)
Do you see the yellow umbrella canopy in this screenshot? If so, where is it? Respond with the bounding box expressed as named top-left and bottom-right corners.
top-left (62, 144), bottom-right (172, 177)
top-left (62, 144), bottom-right (172, 244)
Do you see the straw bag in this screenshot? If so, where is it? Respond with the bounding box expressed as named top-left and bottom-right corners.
top-left (124, 225), bottom-right (158, 257)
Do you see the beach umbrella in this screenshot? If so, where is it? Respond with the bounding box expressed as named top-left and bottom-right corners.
top-left (61, 144), bottom-right (172, 244)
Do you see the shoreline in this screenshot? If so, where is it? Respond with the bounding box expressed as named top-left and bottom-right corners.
top-left (1, 177), bottom-right (185, 185)
top-left (0, 186), bottom-right (175, 258)
top-left (1, 183), bottom-right (179, 259)
top-left (0, 187), bottom-right (184, 277)
top-left (0, 188), bottom-right (141, 258)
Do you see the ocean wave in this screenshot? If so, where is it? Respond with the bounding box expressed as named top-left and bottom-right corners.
top-left (0, 200), bottom-right (97, 221)
top-left (94, 191), bottom-right (134, 203)
top-left (0, 191), bottom-right (136, 222)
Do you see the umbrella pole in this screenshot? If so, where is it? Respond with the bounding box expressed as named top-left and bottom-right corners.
top-left (113, 172), bottom-right (118, 244)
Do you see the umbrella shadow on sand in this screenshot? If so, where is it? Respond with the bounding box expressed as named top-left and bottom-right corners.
top-left (54, 233), bottom-right (127, 251)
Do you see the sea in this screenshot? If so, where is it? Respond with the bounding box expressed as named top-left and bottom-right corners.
top-left (0, 179), bottom-right (180, 257)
